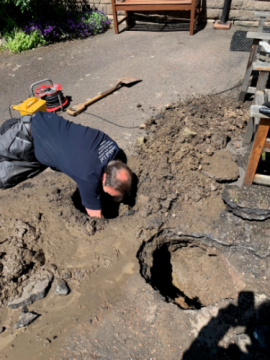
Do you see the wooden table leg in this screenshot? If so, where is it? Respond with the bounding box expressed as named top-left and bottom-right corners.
top-left (243, 118), bottom-right (270, 185)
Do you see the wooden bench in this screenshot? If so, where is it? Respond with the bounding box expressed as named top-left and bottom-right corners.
top-left (110, 0), bottom-right (201, 36)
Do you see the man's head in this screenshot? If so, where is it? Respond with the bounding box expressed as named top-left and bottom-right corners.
top-left (101, 160), bottom-right (133, 201)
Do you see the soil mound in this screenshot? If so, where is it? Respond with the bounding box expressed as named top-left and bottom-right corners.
top-left (134, 95), bottom-right (248, 219)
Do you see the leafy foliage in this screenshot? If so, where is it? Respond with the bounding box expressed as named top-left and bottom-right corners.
top-left (4, 30), bottom-right (46, 53)
top-left (23, 11), bottom-right (110, 40)
top-left (0, 0), bottom-right (109, 53)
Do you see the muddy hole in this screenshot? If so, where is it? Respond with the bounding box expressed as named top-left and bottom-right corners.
top-left (138, 240), bottom-right (240, 309)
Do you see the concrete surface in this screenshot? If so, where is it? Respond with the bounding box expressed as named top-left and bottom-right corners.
top-left (0, 23), bottom-right (249, 155)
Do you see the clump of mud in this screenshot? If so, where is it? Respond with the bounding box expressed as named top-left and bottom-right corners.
top-left (0, 217), bottom-right (45, 306)
top-left (42, 178), bottom-right (107, 235)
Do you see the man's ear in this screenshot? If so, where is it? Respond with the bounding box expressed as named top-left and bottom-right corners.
top-left (101, 173), bottom-right (106, 185)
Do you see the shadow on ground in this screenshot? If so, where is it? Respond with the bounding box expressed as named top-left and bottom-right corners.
top-left (183, 291), bottom-right (270, 360)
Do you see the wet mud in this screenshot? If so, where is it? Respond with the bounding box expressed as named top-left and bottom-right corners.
top-left (1, 93), bottom-right (270, 360)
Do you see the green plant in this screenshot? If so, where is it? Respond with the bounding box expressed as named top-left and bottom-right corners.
top-left (4, 30), bottom-right (46, 53)
top-left (78, 10), bottom-right (109, 35)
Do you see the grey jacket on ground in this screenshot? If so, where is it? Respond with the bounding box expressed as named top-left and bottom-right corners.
top-left (0, 116), bottom-right (45, 189)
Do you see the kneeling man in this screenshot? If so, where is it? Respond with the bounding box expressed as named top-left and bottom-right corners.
top-left (0, 111), bottom-right (133, 218)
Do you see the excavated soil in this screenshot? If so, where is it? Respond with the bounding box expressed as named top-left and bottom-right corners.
top-left (2, 93), bottom-right (269, 360)
top-left (0, 94), bottom-right (250, 310)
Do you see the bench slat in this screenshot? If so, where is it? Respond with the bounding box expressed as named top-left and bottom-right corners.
top-left (116, 4), bottom-right (192, 9)
top-left (117, 0), bottom-right (191, 3)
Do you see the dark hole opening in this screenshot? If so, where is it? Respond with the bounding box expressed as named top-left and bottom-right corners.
top-left (149, 244), bottom-right (202, 309)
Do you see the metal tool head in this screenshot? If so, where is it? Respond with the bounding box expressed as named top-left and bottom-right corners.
top-left (119, 76), bottom-right (141, 85)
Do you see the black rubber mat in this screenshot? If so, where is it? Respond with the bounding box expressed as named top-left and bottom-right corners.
top-left (230, 28), bottom-right (270, 52)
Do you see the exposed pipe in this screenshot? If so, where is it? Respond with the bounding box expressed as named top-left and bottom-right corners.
top-left (220, 0), bottom-right (231, 24)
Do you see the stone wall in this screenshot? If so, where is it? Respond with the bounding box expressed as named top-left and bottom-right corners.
top-left (86, 0), bottom-right (270, 25)
top-left (204, 0), bottom-right (270, 26)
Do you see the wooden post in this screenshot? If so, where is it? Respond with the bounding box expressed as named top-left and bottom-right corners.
top-left (243, 118), bottom-right (270, 185)
top-left (111, 0), bottom-right (119, 34)
top-left (190, 0), bottom-right (196, 35)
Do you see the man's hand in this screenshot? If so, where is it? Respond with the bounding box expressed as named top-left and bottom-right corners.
top-left (86, 208), bottom-right (102, 218)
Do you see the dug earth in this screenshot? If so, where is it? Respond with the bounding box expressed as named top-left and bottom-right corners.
top-left (0, 93), bottom-right (270, 360)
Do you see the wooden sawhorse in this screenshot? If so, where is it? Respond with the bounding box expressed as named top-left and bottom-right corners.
top-left (239, 11), bottom-right (270, 102)
top-left (244, 105), bottom-right (270, 186)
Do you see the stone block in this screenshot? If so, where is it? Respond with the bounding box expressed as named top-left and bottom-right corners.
top-left (107, 4), bottom-right (113, 15)
top-left (234, 20), bottom-right (270, 27)
top-left (242, 0), bottom-right (270, 12)
top-left (230, 0), bottom-right (243, 10)
top-left (229, 10), bottom-right (257, 21)
top-left (207, 0), bottom-right (243, 10)
top-left (206, 0), bottom-right (225, 9)
top-left (234, 20), bottom-right (258, 27)
top-left (201, 9), bottom-right (221, 19)
top-left (99, 0), bottom-right (111, 4)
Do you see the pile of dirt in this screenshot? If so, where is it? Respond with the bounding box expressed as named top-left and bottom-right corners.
top-left (133, 95), bottom-right (248, 221)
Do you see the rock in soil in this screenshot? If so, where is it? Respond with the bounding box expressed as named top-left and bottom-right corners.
top-left (223, 184), bottom-right (270, 220)
top-left (201, 150), bottom-right (239, 182)
top-left (52, 279), bottom-right (70, 296)
top-left (14, 310), bottom-right (39, 329)
top-left (7, 270), bottom-right (53, 309)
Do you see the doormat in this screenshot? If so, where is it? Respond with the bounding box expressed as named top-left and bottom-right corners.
top-left (230, 28), bottom-right (270, 52)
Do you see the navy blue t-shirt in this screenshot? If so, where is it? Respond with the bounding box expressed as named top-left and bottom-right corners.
top-left (31, 111), bottom-right (119, 210)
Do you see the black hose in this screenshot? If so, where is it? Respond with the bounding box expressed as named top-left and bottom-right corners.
top-left (44, 90), bottom-right (65, 109)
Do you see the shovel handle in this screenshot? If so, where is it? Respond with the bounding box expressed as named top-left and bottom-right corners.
top-left (84, 80), bottom-right (122, 107)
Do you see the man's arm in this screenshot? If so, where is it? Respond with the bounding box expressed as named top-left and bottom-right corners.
top-left (86, 208), bottom-right (102, 218)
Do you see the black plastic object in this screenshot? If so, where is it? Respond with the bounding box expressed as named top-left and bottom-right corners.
top-left (259, 107), bottom-right (270, 117)
top-left (263, 102), bottom-right (270, 109)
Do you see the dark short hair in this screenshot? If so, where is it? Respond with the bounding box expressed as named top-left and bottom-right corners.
top-left (104, 160), bottom-right (133, 201)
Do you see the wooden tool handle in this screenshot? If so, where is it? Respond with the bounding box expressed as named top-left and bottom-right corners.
top-left (83, 81), bottom-right (122, 107)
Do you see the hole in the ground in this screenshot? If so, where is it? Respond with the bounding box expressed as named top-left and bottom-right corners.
top-left (150, 244), bottom-right (181, 300)
top-left (140, 243), bottom-right (202, 309)
top-left (138, 238), bottom-right (243, 309)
